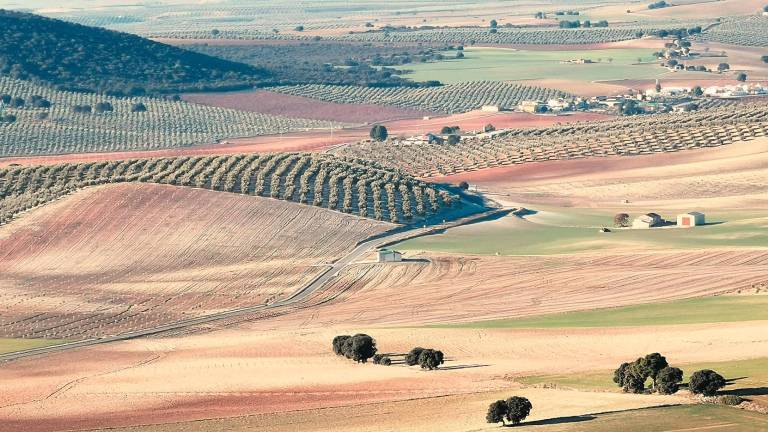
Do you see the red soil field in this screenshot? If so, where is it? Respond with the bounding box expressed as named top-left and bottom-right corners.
top-left (182, 90), bottom-right (433, 123)
top-left (0, 183), bottom-right (392, 340)
top-left (0, 111), bottom-right (611, 168)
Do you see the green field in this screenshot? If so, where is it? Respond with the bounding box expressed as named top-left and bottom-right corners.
top-left (395, 47), bottom-right (664, 84)
top-left (520, 357), bottom-right (768, 396)
top-left (531, 404), bottom-right (768, 431)
top-left (0, 338), bottom-right (64, 354)
top-left (396, 209), bottom-right (768, 256)
top-left (434, 295), bottom-right (768, 329)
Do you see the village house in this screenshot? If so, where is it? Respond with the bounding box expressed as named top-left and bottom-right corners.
top-left (632, 213), bottom-right (664, 229)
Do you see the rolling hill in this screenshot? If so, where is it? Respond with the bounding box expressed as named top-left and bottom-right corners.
top-left (0, 9), bottom-right (271, 95)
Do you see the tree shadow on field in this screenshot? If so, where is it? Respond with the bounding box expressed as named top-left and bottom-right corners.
top-left (515, 415), bottom-right (596, 427)
top-left (438, 363), bottom-right (490, 371)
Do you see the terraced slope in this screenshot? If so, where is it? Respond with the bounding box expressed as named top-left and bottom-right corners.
top-left (271, 81), bottom-right (570, 114)
top-left (336, 103), bottom-right (768, 176)
top-left (0, 153), bottom-right (460, 225)
top-left (0, 77), bottom-right (345, 157)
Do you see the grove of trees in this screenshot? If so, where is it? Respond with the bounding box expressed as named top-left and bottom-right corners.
top-left (613, 354), bottom-right (728, 397)
top-left (405, 347), bottom-right (445, 370)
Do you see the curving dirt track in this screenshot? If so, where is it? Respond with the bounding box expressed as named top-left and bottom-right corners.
top-left (0, 183), bottom-right (393, 340)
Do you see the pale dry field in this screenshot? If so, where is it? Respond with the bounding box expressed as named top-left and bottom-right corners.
top-left (440, 138), bottom-right (768, 209)
top-left (3, 318), bottom-right (767, 431)
top-left (0, 183), bottom-right (392, 339)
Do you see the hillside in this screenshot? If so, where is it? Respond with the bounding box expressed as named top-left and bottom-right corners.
top-left (0, 183), bottom-right (394, 340)
top-left (0, 9), bottom-right (271, 95)
top-left (0, 153), bottom-right (462, 226)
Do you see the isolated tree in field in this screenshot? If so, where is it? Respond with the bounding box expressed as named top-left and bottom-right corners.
top-left (717, 63), bottom-right (730, 72)
top-left (490, 19), bottom-right (498, 29)
top-left (406, 347), bottom-right (425, 366)
top-left (370, 124), bottom-right (388, 141)
top-left (736, 72), bottom-right (747, 82)
top-left (484, 123), bottom-right (496, 132)
top-left (762, 55), bottom-right (768, 64)
top-left (613, 213), bottom-right (630, 228)
top-left (447, 134), bottom-right (461, 145)
top-left (505, 396), bottom-right (533, 425)
top-left (689, 369), bottom-right (726, 396)
top-left (656, 367), bottom-right (684, 394)
top-left (459, 181), bottom-right (469, 190)
top-left (332, 335), bottom-right (351, 356)
top-left (418, 349), bottom-right (445, 370)
top-left (486, 400), bottom-right (508, 425)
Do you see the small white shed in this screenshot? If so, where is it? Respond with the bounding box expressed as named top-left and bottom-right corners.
top-left (632, 213), bottom-right (663, 229)
top-left (378, 249), bottom-right (403, 263)
top-left (677, 212), bottom-right (705, 227)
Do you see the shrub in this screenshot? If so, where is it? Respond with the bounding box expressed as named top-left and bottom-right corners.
top-left (689, 369), bottom-right (726, 396)
top-left (94, 102), bottom-right (114, 113)
top-left (613, 213), bottom-right (630, 227)
top-left (372, 354), bottom-right (383, 364)
top-left (736, 72), bottom-right (747, 82)
top-left (447, 134), bottom-right (460, 145)
top-left (718, 394), bottom-right (743, 406)
top-left (484, 123), bottom-right (496, 132)
top-left (459, 181), bottom-right (469, 190)
top-left (380, 356), bottom-right (391, 366)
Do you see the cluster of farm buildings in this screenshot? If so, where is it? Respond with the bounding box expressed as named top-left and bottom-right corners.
top-left (623, 211), bottom-right (706, 229)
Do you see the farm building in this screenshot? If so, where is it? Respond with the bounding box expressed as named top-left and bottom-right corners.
top-left (632, 213), bottom-right (664, 229)
top-left (481, 105), bottom-right (501, 112)
top-left (677, 212), bottom-right (705, 227)
top-left (378, 249), bottom-right (403, 263)
top-left (519, 100), bottom-right (546, 113)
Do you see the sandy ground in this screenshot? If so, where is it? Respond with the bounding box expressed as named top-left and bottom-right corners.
top-left (0, 111), bottom-right (611, 168)
top-left (2, 318), bottom-right (766, 431)
top-left (0, 183), bottom-right (392, 339)
top-left (435, 137), bottom-right (768, 209)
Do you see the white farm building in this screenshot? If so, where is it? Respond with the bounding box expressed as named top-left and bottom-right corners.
top-left (677, 212), bottom-right (705, 228)
top-left (632, 213), bottom-right (664, 229)
top-left (378, 249), bottom-right (403, 263)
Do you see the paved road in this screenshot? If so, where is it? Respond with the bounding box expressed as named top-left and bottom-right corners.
top-left (0, 207), bottom-right (506, 363)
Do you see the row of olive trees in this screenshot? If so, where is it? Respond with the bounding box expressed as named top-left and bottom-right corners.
top-left (613, 353), bottom-right (727, 396)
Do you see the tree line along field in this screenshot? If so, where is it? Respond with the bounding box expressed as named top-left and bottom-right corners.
top-left (271, 81), bottom-right (570, 114)
top-left (336, 102), bottom-right (768, 176)
top-left (0, 183), bottom-right (394, 341)
top-left (0, 153), bottom-right (460, 226)
top-left (0, 76), bottom-right (345, 157)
